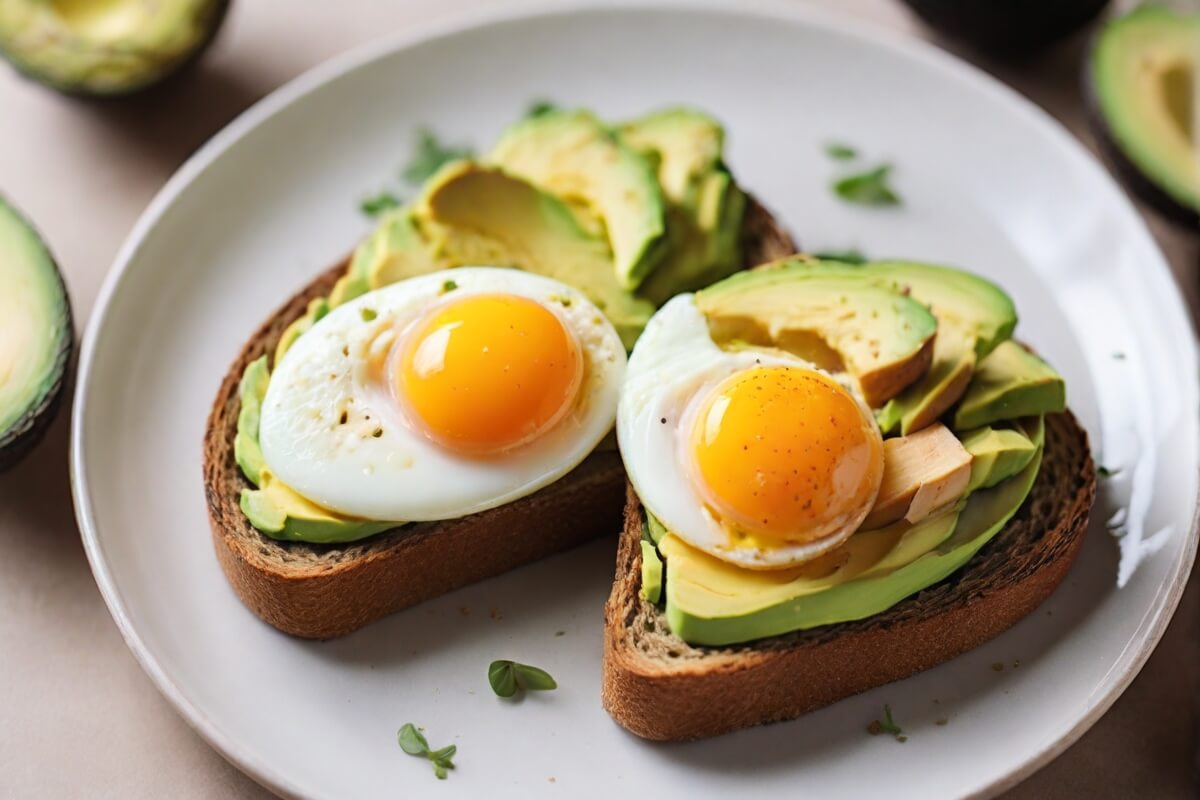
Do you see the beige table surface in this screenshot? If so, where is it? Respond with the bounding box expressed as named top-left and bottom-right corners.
top-left (1, 1), bottom-right (1197, 797)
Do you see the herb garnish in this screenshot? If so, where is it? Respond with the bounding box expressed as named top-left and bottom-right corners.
top-left (1097, 465), bottom-right (1120, 479)
top-left (811, 248), bottom-right (868, 265)
top-left (867, 704), bottom-right (903, 739)
top-left (441, 279), bottom-right (459, 294)
top-left (488, 660), bottom-right (558, 698)
top-left (525, 99), bottom-right (558, 119)
top-left (825, 142), bottom-right (858, 160)
top-left (398, 723), bottom-right (457, 779)
top-left (833, 164), bottom-right (902, 207)
top-left (359, 191), bottom-right (401, 218)
top-left (360, 308), bottom-right (377, 322)
top-left (403, 129), bottom-right (474, 185)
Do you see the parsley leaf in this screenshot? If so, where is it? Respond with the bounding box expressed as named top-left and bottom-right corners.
top-left (398, 724), bottom-right (456, 779)
top-left (441, 279), bottom-right (458, 294)
top-left (825, 142), bottom-right (858, 160)
top-left (1098, 465), bottom-right (1120, 479)
top-left (398, 723), bottom-right (430, 756)
top-left (833, 164), bottom-right (902, 207)
top-left (811, 248), bottom-right (868, 265)
top-left (525, 99), bottom-right (558, 119)
top-left (359, 191), bottom-right (401, 218)
top-left (488, 660), bottom-right (558, 698)
top-left (403, 129), bottom-right (474, 185)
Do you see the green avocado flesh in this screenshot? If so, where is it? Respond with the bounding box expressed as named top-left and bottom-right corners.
top-left (954, 340), bottom-right (1066, 430)
top-left (0, 0), bottom-right (226, 95)
top-left (1090, 6), bottom-right (1200, 217)
top-left (235, 356), bottom-right (400, 544)
top-left (618, 109), bottom-right (746, 305)
top-left (660, 420), bottom-right (1044, 646)
top-left (0, 197), bottom-right (70, 458)
top-left (488, 109), bottom-right (668, 291)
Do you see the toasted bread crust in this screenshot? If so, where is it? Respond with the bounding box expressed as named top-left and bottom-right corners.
top-left (203, 196), bottom-right (797, 639)
top-left (601, 411), bottom-right (1095, 740)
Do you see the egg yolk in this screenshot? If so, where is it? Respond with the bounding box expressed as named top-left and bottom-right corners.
top-left (690, 366), bottom-right (883, 544)
top-left (397, 293), bottom-right (582, 455)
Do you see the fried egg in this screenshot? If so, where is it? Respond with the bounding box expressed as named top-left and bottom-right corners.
top-left (618, 295), bottom-right (884, 569)
top-left (258, 267), bottom-right (625, 520)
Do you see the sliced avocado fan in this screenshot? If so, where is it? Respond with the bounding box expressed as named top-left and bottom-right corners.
top-left (0, 196), bottom-right (72, 470)
top-left (488, 109), bottom-right (669, 291)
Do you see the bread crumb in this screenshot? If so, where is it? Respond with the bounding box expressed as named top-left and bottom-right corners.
top-left (897, 735), bottom-right (908, 743)
top-left (554, 630), bottom-right (566, 637)
top-left (991, 662), bottom-right (1004, 672)
top-left (489, 608), bottom-right (503, 621)
top-left (935, 718), bottom-right (948, 726)
top-left (549, 777), bottom-right (556, 783)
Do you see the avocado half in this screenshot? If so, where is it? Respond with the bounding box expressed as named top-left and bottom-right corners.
top-left (1085, 6), bottom-right (1199, 229)
top-left (0, 196), bottom-right (73, 471)
top-left (900, 0), bottom-right (1109, 54)
top-left (0, 0), bottom-right (229, 96)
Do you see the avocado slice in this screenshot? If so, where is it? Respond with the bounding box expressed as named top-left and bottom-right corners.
top-left (417, 161), bottom-right (655, 347)
top-left (618, 109), bottom-right (747, 305)
top-left (661, 425), bottom-right (1044, 646)
top-left (836, 260), bottom-right (1014, 435)
top-left (773, 259), bottom-right (1016, 433)
top-left (960, 422), bottom-right (1039, 492)
top-left (0, 0), bottom-right (228, 96)
top-left (488, 110), bottom-right (668, 291)
top-left (1086, 6), bottom-right (1199, 228)
top-left (640, 541), bottom-right (664, 604)
top-left (234, 356), bottom-right (400, 543)
top-left (0, 196), bottom-right (72, 471)
top-left (899, 0), bottom-right (1109, 54)
top-left (954, 341), bottom-right (1065, 430)
top-left (695, 262), bottom-right (937, 407)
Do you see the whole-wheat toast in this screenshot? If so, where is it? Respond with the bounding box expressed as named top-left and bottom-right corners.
top-left (602, 411), bottom-right (1096, 741)
top-left (203, 196), bottom-right (796, 639)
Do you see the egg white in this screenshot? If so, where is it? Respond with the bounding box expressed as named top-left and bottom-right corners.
top-left (258, 267), bottom-right (625, 521)
top-left (617, 295), bottom-right (880, 569)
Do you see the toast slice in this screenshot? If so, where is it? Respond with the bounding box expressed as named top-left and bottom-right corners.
top-left (203, 196), bottom-right (797, 639)
top-left (602, 411), bottom-right (1096, 740)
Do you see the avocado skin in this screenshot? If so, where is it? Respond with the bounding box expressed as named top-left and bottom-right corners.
top-left (1083, 62), bottom-right (1199, 230)
top-left (0, 0), bottom-right (230, 98)
top-left (901, 0), bottom-right (1108, 54)
top-left (0, 199), bottom-right (73, 472)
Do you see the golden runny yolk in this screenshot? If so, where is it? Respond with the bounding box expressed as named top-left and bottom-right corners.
top-left (690, 365), bottom-right (883, 544)
top-left (397, 293), bottom-right (582, 455)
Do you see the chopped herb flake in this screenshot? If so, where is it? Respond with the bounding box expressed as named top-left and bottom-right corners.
top-left (398, 723), bottom-right (456, 780)
top-left (868, 704), bottom-right (903, 739)
top-left (359, 191), bottom-right (401, 217)
top-left (525, 99), bottom-right (558, 118)
top-left (360, 308), bottom-right (377, 322)
top-left (403, 129), bottom-right (474, 185)
top-left (1097, 465), bottom-right (1120, 478)
top-left (441, 279), bottom-right (459, 294)
top-left (811, 248), bottom-right (868, 265)
top-left (833, 164), bottom-right (902, 207)
top-left (488, 660), bottom-right (558, 698)
top-left (825, 142), bottom-right (858, 160)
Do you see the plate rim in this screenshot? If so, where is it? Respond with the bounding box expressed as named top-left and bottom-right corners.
top-left (69, 1), bottom-right (1200, 797)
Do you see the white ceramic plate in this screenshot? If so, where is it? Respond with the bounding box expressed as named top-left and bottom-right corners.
top-left (72, 1), bottom-right (1199, 797)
